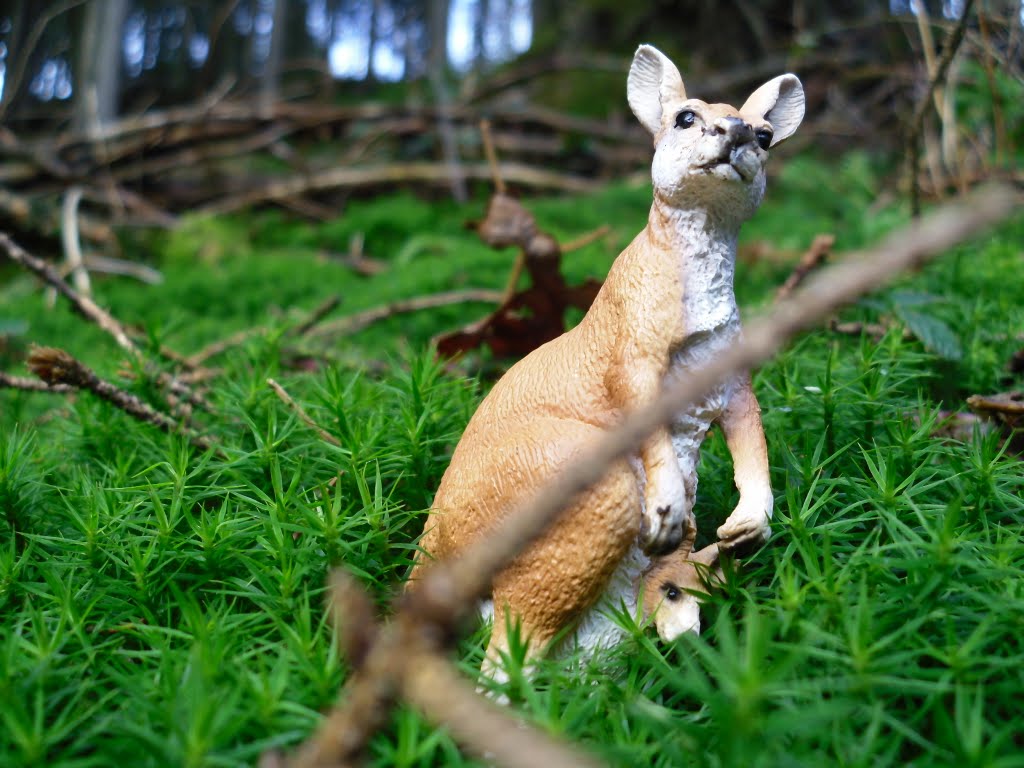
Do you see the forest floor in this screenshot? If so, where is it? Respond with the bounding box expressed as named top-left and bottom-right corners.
top-left (2, 152), bottom-right (1023, 767)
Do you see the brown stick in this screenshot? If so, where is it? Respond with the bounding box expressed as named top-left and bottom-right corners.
top-left (479, 120), bottom-right (506, 194)
top-left (774, 234), bottom-right (834, 302)
top-left (26, 347), bottom-right (215, 453)
top-left (307, 290), bottom-right (503, 339)
top-left (197, 163), bottom-right (599, 216)
top-left (401, 652), bottom-right (604, 768)
top-left (423, 184), bottom-right (1015, 613)
top-left (1, 231), bottom-right (137, 354)
top-left (288, 184), bottom-right (1018, 767)
top-left (61, 186), bottom-right (92, 298)
top-left (0, 231), bottom-right (208, 410)
top-left (967, 392), bottom-right (1024, 416)
top-left (0, 371), bottom-right (75, 394)
top-left (187, 295), bottom-right (343, 367)
top-left (290, 295), bottom-right (343, 337)
top-left (560, 225), bottom-right (612, 254)
top-left (267, 378), bottom-right (341, 447)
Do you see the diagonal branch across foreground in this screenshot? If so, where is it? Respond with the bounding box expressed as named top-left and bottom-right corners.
top-left (282, 184), bottom-right (1018, 768)
top-left (419, 183), bottom-right (1020, 617)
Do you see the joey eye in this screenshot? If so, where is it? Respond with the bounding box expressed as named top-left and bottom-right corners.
top-left (675, 110), bottom-right (696, 129)
top-left (755, 128), bottom-right (773, 150)
top-left (663, 583), bottom-right (682, 601)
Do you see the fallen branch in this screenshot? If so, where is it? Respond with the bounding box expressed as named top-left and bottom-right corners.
top-left (0, 371), bottom-right (75, 394)
top-left (26, 346), bottom-right (216, 453)
top-left (2, 230), bottom-right (139, 354)
top-left (283, 184), bottom-right (1018, 767)
top-left (197, 163), bottom-right (600, 216)
top-left (60, 186), bottom-right (91, 298)
top-left (308, 290), bottom-right (502, 339)
top-left (267, 378), bottom-right (341, 447)
top-left (187, 295), bottom-right (344, 367)
top-left (775, 233), bottom-right (835, 302)
top-left (0, 230), bottom-right (208, 411)
top-left (561, 225), bottom-right (612, 254)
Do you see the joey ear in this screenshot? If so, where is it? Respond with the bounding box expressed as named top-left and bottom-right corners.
top-left (692, 543), bottom-right (720, 567)
top-left (627, 44), bottom-right (686, 136)
top-left (740, 74), bottom-right (805, 146)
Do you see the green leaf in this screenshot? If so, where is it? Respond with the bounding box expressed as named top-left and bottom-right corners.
top-left (896, 307), bottom-right (963, 361)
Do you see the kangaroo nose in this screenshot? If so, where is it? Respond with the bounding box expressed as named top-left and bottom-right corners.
top-left (711, 116), bottom-right (754, 145)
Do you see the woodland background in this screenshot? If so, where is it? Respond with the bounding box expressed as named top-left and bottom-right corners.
top-left (1, 2), bottom-right (1023, 767)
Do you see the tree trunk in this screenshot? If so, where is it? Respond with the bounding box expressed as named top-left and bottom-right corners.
top-left (260, 0), bottom-right (288, 115)
top-left (74, 0), bottom-right (129, 135)
top-left (427, 0), bottom-right (466, 202)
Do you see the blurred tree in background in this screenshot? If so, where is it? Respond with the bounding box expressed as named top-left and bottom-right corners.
top-left (0, 0), bottom-right (1020, 244)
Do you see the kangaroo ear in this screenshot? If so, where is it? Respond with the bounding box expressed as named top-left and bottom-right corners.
top-left (627, 44), bottom-right (686, 136)
top-left (741, 74), bottom-right (805, 146)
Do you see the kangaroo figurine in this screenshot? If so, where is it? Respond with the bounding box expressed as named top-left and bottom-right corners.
top-left (408, 44), bottom-right (804, 678)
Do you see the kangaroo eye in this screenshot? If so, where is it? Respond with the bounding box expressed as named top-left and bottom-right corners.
top-left (663, 583), bottom-right (681, 601)
top-left (675, 110), bottom-right (696, 129)
top-left (756, 128), bottom-right (773, 150)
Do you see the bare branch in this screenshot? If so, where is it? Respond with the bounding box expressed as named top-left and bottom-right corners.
top-left (480, 120), bottom-right (506, 194)
top-left (267, 378), bottom-right (341, 447)
top-left (402, 652), bottom-right (605, 768)
top-left (774, 234), bottom-right (835, 302)
top-left (289, 184), bottom-right (1017, 768)
top-left (1, 230), bottom-right (137, 354)
top-left (26, 347), bottom-right (216, 453)
top-left (308, 290), bottom-right (502, 340)
top-left (561, 225), bottom-right (612, 254)
top-left (61, 186), bottom-right (92, 297)
top-left (0, 230), bottom-right (207, 410)
top-left (197, 163), bottom-right (599, 216)
top-left (0, 371), bottom-right (75, 394)
top-left (415, 183), bottom-right (1018, 623)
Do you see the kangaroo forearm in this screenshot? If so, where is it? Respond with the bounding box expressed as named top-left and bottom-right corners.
top-left (720, 377), bottom-right (771, 497)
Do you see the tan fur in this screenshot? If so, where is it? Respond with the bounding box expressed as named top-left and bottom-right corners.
top-left (408, 45), bottom-right (804, 673)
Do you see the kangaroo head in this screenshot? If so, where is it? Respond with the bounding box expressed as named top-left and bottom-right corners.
top-left (628, 44), bottom-right (804, 221)
top-left (642, 543), bottom-right (723, 641)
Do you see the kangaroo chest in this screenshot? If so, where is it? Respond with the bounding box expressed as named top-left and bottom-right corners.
top-left (667, 249), bottom-right (741, 475)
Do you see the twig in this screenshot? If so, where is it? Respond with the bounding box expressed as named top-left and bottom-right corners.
top-left (26, 347), bottom-right (215, 453)
top-left (287, 184), bottom-right (1018, 768)
top-left (907, 0), bottom-right (976, 216)
top-left (560, 225), bottom-right (612, 254)
top-left (774, 234), bottom-right (835, 302)
top-left (0, 371), bottom-right (75, 394)
top-left (480, 120), bottom-right (506, 194)
top-left (267, 378), bottom-right (341, 447)
top-left (61, 186), bottom-right (91, 297)
top-left (0, 230), bottom-right (207, 411)
top-left (829, 319), bottom-right (908, 340)
top-left (1, 231), bottom-right (134, 353)
top-left (307, 290), bottom-right (502, 339)
top-left (81, 254), bottom-right (164, 285)
top-left (967, 392), bottom-right (1024, 417)
top-left (290, 295), bottom-right (342, 337)
top-left (197, 163), bottom-right (599, 216)
top-left (430, 184), bottom-right (1016, 611)
top-left (401, 652), bottom-right (604, 768)
top-left (187, 327), bottom-right (265, 368)
top-left (187, 295), bottom-right (343, 367)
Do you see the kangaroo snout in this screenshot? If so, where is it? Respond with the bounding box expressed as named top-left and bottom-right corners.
top-left (709, 116), bottom-right (754, 146)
